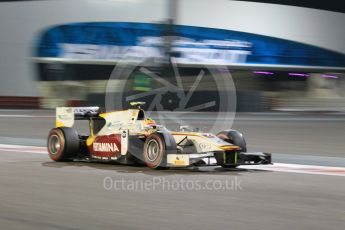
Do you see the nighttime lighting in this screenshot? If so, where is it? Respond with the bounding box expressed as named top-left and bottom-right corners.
top-left (321, 74), bottom-right (338, 79)
top-left (253, 71), bottom-right (274, 75)
top-left (288, 73), bottom-right (309, 77)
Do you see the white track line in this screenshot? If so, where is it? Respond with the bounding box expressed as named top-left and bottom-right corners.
top-left (1, 144), bottom-right (345, 176)
top-left (0, 144), bottom-right (47, 154)
top-left (0, 114), bottom-right (54, 118)
top-left (239, 163), bottom-right (345, 177)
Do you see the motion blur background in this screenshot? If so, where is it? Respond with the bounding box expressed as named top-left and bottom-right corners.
top-left (0, 0), bottom-right (345, 112)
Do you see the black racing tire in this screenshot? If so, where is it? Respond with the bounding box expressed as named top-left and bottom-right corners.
top-left (217, 129), bottom-right (247, 152)
top-left (143, 133), bottom-right (168, 169)
top-left (47, 127), bottom-right (80, 162)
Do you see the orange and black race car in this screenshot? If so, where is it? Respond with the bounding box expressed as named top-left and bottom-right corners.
top-left (47, 102), bottom-right (271, 169)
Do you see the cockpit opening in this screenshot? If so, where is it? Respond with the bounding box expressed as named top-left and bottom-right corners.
top-left (137, 109), bottom-right (145, 120)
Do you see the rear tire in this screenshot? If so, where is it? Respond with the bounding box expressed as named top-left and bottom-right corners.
top-left (47, 127), bottom-right (80, 162)
top-left (143, 133), bottom-right (167, 169)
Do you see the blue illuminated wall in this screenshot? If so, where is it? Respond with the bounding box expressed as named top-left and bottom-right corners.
top-left (35, 22), bottom-right (345, 68)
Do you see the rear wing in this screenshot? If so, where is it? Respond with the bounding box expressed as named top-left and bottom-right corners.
top-left (55, 107), bottom-right (100, 127)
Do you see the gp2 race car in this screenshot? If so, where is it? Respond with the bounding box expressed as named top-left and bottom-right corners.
top-left (47, 102), bottom-right (271, 169)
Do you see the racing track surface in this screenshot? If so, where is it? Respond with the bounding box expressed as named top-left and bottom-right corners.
top-left (0, 110), bottom-right (344, 230)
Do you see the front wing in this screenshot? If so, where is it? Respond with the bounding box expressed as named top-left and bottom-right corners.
top-left (166, 151), bottom-right (272, 167)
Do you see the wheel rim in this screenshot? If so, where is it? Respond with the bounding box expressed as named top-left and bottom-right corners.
top-left (147, 139), bottom-right (160, 162)
top-left (48, 134), bottom-right (61, 155)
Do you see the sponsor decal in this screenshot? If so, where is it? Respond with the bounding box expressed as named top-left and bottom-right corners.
top-left (89, 134), bottom-right (121, 158)
top-left (199, 143), bottom-right (212, 151)
top-left (73, 107), bottom-right (99, 116)
top-left (93, 142), bottom-right (119, 152)
top-left (58, 114), bottom-right (73, 120)
top-left (167, 154), bottom-right (190, 166)
top-left (58, 37), bottom-right (251, 64)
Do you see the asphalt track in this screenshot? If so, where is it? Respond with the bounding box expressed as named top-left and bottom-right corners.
top-left (0, 110), bottom-right (344, 230)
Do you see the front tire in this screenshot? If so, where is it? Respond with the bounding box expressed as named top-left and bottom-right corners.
top-left (143, 133), bottom-right (167, 169)
top-left (47, 127), bottom-right (80, 162)
top-left (216, 130), bottom-right (247, 169)
top-left (217, 130), bottom-right (247, 152)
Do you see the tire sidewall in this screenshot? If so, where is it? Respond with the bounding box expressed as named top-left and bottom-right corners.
top-left (143, 133), bottom-right (166, 168)
top-left (47, 128), bottom-right (66, 161)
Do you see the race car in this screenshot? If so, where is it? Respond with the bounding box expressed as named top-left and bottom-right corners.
top-left (47, 102), bottom-right (271, 169)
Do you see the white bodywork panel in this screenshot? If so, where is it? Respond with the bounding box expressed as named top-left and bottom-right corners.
top-left (97, 110), bottom-right (147, 136)
top-left (56, 107), bottom-right (74, 127)
top-left (167, 152), bottom-right (216, 167)
top-left (56, 106), bottom-right (99, 128)
top-left (167, 154), bottom-right (190, 167)
top-left (120, 130), bottom-right (129, 155)
top-left (172, 133), bottom-right (235, 152)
